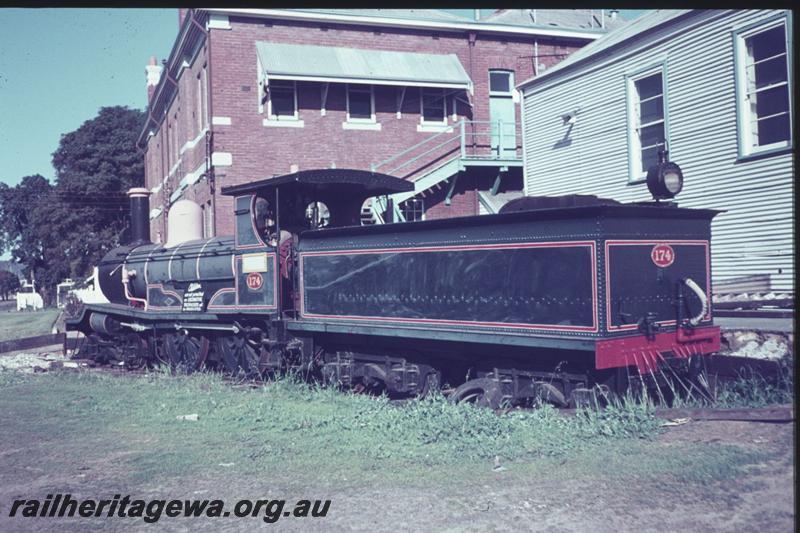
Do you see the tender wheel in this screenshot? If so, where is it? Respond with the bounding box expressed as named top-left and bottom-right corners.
top-left (216, 334), bottom-right (261, 377)
top-left (449, 378), bottom-right (504, 409)
top-left (523, 382), bottom-right (568, 408)
top-left (163, 331), bottom-right (210, 372)
top-left (419, 372), bottom-right (441, 398)
top-left (568, 384), bottom-right (612, 409)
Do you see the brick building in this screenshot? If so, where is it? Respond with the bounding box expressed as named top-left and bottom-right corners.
top-left (139, 9), bottom-right (625, 241)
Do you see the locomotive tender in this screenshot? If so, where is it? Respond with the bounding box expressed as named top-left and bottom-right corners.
top-left (67, 163), bottom-right (721, 408)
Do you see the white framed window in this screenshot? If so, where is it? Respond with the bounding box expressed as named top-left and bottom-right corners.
top-left (173, 113), bottom-right (180, 163)
top-left (196, 68), bottom-right (208, 133)
top-left (489, 70), bottom-right (514, 96)
top-left (267, 80), bottom-right (298, 120)
top-left (626, 65), bottom-right (667, 182)
top-left (734, 16), bottom-right (792, 158)
top-left (420, 88), bottom-right (447, 125)
top-left (346, 84), bottom-right (375, 122)
top-left (201, 67), bottom-right (208, 128)
top-left (203, 200), bottom-right (213, 238)
top-left (402, 198), bottom-right (425, 222)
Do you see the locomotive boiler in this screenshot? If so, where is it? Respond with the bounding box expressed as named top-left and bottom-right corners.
top-left (67, 163), bottom-right (721, 408)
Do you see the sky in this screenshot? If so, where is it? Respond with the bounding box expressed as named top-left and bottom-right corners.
top-left (0, 9), bottom-right (180, 186)
top-left (0, 8), bottom-right (648, 187)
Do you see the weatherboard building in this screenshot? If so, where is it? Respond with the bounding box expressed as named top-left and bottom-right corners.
top-left (518, 9), bottom-right (794, 293)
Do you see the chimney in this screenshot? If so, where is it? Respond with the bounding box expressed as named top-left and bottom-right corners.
top-left (609, 9), bottom-right (619, 20)
top-left (145, 56), bottom-right (162, 103)
top-left (474, 9), bottom-right (480, 21)
top-left (128, 188), bottom-right (152, 245)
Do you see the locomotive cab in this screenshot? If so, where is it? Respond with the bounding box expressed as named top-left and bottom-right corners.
top-left (221, 168), bottom-right (414, 234)
top-left (223, 169), bottom-right (414, 314)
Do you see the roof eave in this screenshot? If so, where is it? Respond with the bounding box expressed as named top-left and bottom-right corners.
top-left (517, 10), bottom-right (696, 91)
top-left (266, 73), bottom-right (470, 90)
top-left (202, 8), bottom-right (609, 41)
top-left (137, 10), bottom-right (207, 148)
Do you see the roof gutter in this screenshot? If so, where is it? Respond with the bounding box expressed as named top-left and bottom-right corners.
top-left (203, 8), bottom-right (609, 41)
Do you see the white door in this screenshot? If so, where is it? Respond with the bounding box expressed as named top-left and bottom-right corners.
top-left (489, 70), bottom-right (516, 158)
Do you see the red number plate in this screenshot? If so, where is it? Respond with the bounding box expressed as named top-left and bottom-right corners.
top-left (651, 244), bottom-right (675, 268)
top-left (246, 272), bottom-right (264, 291)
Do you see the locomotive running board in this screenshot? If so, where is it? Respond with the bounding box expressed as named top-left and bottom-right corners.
top-left (287, 320), bottom-right (596, 351)
top-left (595, 326), bottom-right (721, 374)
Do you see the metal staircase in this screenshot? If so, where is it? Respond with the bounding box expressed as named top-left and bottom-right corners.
top-left (369, 120), bottom-right (523, 222)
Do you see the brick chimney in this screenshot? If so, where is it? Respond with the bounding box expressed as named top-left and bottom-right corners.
top-left (145, 55), bottom-right (162, 103)
top-left (178, 8), bottom-right (189, 28)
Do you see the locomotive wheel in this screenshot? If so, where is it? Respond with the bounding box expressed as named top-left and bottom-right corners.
top-left (121, 333), bottom-right (149, 370)
top-left (521, 382), bottom-right (568, 408)
top-left (449, 378), bottom-right (504, 409)
top-left (216, 335), bottom-right (261, 377)
top-left (80, 334), bottom-right (115, 365)
top-left (419, 372), bottom-right (441, 398)
top-left (163, 331), bottom-right (210, 372)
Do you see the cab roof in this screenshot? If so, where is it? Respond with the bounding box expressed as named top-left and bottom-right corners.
top-left (221, 169), bottom-right (413, 197)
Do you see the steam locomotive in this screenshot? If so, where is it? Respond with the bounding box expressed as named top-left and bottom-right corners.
top-left (67, 160), bottom-right (721, 408)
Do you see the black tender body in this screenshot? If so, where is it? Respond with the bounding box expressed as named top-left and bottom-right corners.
top-left (292, 204), bottom-right (716, 346)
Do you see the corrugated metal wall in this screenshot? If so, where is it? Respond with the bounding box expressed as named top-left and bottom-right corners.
top-left (521, 10), bottom-right (794, 293)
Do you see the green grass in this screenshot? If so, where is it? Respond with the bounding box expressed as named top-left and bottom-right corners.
top-left (712, 367), bottom-right (794, 407)
top-left (0, 370), bottom-right (775, 495)
top-left (0, 308), bottom-right (59, 342)
top-left (668, 353), bottom-right (795, 409)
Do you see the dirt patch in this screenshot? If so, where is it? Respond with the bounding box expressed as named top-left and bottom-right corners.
top-left (0, 351), bottom-right (82, 372)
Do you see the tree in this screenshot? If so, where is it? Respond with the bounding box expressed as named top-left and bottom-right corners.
top-left (51, 106), bottom-right (146, 277)
top-left (0, 174), bottom-right (67, 305)
top-left (0, 270), bottom-right (21, 300)
top-left (0, 106), bottom-right (145, 304)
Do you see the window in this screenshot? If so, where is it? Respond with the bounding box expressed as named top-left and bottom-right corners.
top-left (196, 72), bottom-right (203, 132)
top-left (627, 67), bottom-right (667, 181)
top-left (204, 200), bottom-right (214, 238)
top-left (489, 70), bottom-right (513, 95)
top-left (305, 201), bottom-right (330, 229)
top-left (402, 198), bottom-right (425, 222)
top-left (268, 80), bottom-right (298, 120)
top-left (167, 122), bottom-right (174, 169)
top-left (197, 67), bottom-right (208, 131)
top-left (735, 17), bottom-right (792, 156)
top-left (346, 84), bottom-right (374, 122)
top-left (420, 88), bottom-right (446, 124)
top-left (173, 113), bottom-right (180, 162)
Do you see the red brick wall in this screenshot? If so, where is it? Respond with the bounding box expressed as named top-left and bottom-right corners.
top-left (146, 13), bottom-right (585, 237)
top-left (144, 42), bottom-right (212, 243)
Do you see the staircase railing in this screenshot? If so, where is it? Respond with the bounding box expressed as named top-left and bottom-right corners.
top-left (370, 119), bottom-right (519, 178)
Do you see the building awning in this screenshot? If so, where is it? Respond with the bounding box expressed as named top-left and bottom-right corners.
top-left (256, 41), bottom-right (472, 90)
